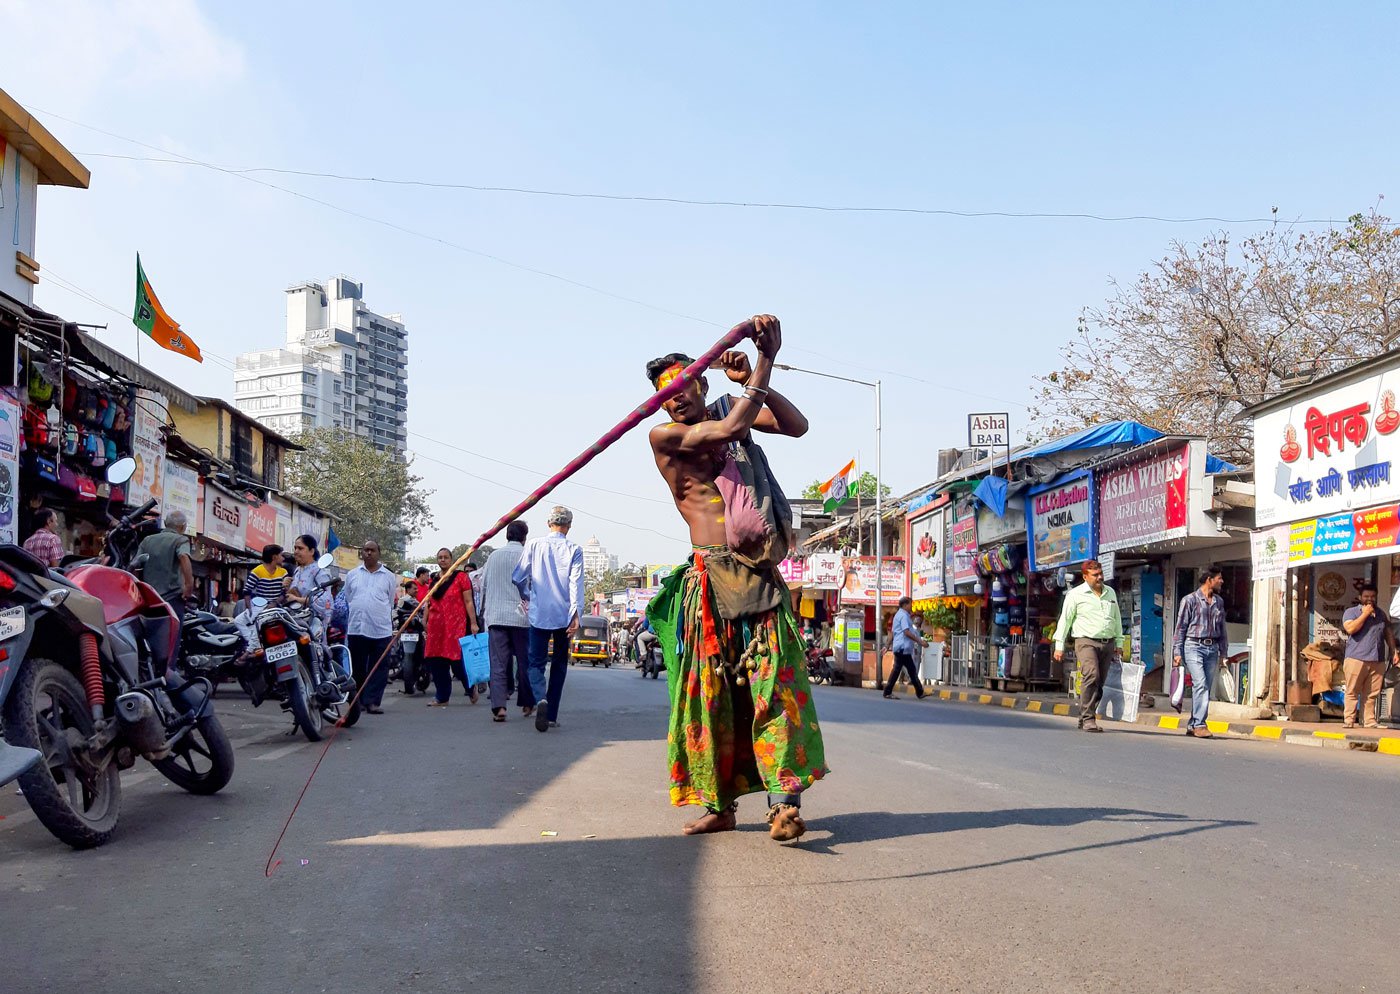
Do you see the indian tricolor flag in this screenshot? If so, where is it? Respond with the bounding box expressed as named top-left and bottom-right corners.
top-left (133, 255), bottom-right (202, 362)
top-left (819, 459), bottom-right (856, 513)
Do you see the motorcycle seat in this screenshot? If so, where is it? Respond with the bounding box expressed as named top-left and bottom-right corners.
top-left (185, 611), bottom-right (241, 637)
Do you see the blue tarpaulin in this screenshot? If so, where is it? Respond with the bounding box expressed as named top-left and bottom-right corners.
top-left (1016, 420), bottom-right (1236, 474)
top-left (972, 475), bottom-right (1009, 516)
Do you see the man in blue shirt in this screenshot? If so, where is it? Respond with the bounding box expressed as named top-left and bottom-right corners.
top-left (512, 506), bottom-right (586, 732)
top-left (883, 596), bottom-right (929, 699)
top-left (1172, 565), bottom-right (1228, 738)
top-left (1341, 583), bottom-right (1399, 729)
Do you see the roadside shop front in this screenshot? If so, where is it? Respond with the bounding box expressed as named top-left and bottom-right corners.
top-left (1247, 351), bottom-right (1400, 717)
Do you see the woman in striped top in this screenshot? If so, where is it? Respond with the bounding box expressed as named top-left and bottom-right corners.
top-left (244, 544), bottom-right (289, 606)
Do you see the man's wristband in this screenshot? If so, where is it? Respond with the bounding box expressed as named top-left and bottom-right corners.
top-left (744, 386), bottom-right (769, 401)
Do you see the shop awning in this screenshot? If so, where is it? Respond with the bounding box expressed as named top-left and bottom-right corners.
top-left (1017, 420), bottom-right (1237, 474)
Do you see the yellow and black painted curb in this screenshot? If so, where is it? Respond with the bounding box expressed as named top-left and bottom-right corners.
top-left (881, 684), bottom-right (1400, 758)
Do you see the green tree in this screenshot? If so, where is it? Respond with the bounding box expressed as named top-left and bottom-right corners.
top-left (1033, 209), bottom-right (1400, 466)
top-left (800, 471), bottom-right (891, 503)
top-left (586, 561), bottom-right (643, 607)
top-left (284, 427), bottom-right (434, 554)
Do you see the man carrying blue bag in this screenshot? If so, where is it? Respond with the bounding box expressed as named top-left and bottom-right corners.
top-left (512, 507), bottom-right (586, 733)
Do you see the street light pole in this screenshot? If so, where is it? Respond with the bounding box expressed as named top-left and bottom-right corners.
top-left (774, 363), bottom-right (886, 686)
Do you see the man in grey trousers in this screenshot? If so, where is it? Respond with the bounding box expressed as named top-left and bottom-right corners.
top-left (477, 519), bottom-right (535, 721)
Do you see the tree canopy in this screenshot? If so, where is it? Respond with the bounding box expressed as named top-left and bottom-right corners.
top-left (283, 427), bottom-right (434, 554)
top-left (585, 562), bottom-right (643, 607)
top-left (1033, 210), bottom-right (1400, 466)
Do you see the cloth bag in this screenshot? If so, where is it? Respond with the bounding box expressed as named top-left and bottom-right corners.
top-left (458, 633), bottom-right (490, 686)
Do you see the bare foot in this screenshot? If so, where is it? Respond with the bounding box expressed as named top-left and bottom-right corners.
top-left (682, 809), bottom-right (737, 835)
top-left (768, 805), bottom-right (806, 842)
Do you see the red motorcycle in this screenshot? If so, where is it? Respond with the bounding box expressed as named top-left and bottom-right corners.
top-left (0, 459), bottom-right (234, 848)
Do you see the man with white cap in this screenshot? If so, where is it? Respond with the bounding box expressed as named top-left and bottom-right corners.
top-left (512, 506), bottom-right (586, 732)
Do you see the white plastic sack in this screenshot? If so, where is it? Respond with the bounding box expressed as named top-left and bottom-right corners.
top-left (1098, 660), bottom-right (1145, 723)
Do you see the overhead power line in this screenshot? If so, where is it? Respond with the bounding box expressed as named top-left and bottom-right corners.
top-left (78, 150), bottom-right (1338, 227)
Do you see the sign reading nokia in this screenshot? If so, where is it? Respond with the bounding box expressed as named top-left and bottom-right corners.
top-left (1027, 470), bottom-right (1095, 572)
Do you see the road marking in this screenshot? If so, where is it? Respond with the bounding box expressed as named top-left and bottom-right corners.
top-left (1158, 716), bottom-right (1182, 729)
top-left (1027, 701), bottom-right (1042, 712)
top-left (1378, 739), bottom-right (1400, 756)
top-left (1313, 731), bottom-right (1346, 740)
top-left (1052, 704), bottom-right (1071, 716)
top-left (255, 742), bottom-right (310, 762)
top-left (1252, 726), bottom-right (1283, 739)
top-left (1000, 697), bottom-right (1016, 708)
top-left (977, 694), bottom-right (992, 704)
top-left (1206, 720), bottom-right (1231, 735)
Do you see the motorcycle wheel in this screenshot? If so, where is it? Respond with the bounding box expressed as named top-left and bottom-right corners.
top-left (154, 713), bottom-right (235, 795)
top-left (289, 660), bottom-right (324, 742)
top-left (2, 656), bottom-right (121, 849)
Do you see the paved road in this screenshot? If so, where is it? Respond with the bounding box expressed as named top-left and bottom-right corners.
top-left (2, 663), bottom-right (1396, 993)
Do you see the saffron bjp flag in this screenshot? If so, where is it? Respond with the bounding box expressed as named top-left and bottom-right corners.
top-left (819, 459), bottom-right (856, 513)
top-left (132, 255), bottom-right (202, 362)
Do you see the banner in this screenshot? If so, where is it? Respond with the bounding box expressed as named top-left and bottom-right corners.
top-left (245, 500), bottom-right (277, 552)
top-left (1284, 503), bottom-right (1400, 567)
top-left (844, 616), bottom-right (863, 663)
top-left (0, 391), bottom-right (20, 545)
top-left (625, 586), bottom-right (657, 618)
top-left (951, 514), bottom-right (979, 585)
top-left (1028, 471), bottom-right (1095, 572)
top-left (777, 557), bottom-right (807, 585)
top-left (976, 495), bottom-right (1026, 546)
top-left (807, 552), bottom-right (844, 589)
top-left (1097, 446), bottom-right (1189, 552)
top-left (1253, 363), bottom-right (1400, 526)
top-left (202, 485), bottom-right (245, 549)
top-left (839, 556), bottom-right (907, 605)
top-left (907, 505), bottom-right (945, 600)
top-left (128, 389), bottom-right (167, 508)
top-left (1249, 524), bottom-right (1290, 580)
top-left (162, 461), bottom-right (199, 536)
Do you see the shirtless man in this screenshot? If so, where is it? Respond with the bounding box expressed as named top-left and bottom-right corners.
top-left (644, 315), bottom-right (827, 842)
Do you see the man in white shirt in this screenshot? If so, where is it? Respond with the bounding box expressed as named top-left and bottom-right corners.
top-left (883, 597), bottom-right (929, 699)
top-left (512, 507), bottom-right (585, 733)
top-left (342, 539), bottom-right (399, 714)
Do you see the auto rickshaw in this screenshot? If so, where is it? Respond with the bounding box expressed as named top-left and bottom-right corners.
top-left (570, 614), bottom-right (612, 666)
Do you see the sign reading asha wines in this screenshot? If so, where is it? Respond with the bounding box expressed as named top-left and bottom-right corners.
top-left (1097, 446), bottom-right (1190, 552)
top-left (1028, 471), bottom-right (1094, 572)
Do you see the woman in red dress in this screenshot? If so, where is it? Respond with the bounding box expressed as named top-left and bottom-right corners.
top-left (424, 546), bottom-right (481, 706)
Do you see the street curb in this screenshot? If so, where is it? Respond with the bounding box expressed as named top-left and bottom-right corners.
top-left (881, 684), bottom-right (1400, 758)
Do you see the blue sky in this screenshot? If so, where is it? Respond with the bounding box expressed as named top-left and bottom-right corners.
top-left (7, 0), bottom-right (1396, 563)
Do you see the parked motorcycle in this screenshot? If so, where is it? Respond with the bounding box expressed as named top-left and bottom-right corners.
top-left (0, 457), bottom-right (235, 849)
top-left (805, 644), bottom-right (840, 686)
top-left (391, 594), bottom-right (426, 695)
top-left (180, 608), bottom-right (246, 684)
top-left (243, 554), bottom-right (359, 742)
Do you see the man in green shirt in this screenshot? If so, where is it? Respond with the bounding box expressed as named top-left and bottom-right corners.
top-left (1052, 559), bottom-right (1122, 733)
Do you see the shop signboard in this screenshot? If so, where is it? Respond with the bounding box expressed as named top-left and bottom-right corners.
top-left (1253, 362), bottom-right (1400, 527)
top-left (245, 500), bottom-right (277, 552)
top-left (976, 495), bottom-right (1027, 546)
top-left (1027, 471), bottom-right (1095, 572)
top-left (1097, 446), bottom-right (1190, 552)
top-left (777, 557), bottom-right (806, 585)
top-left (1250, 524), bottom-right (1290, 580)
top-left (0, 392), bottom-right (20, 545)
top-left (162, 461), bottom-right (199, 536)
top-left (907, 505), bottom-right (945, 600)
top-left (201, 485), bottom-right (245, 550)
top-left (839, 556), bottom-right (907, 605)
top-left (967, 412), bottom-right (1009, 448)
top-left (951, 515), bottom-right (979, 586)
top-left (807, 553), bottom-right (844, 589)
top-left (291, 504), bottom-right (326, 549)
top-left (1284, 502), bottom-right (1400, 566)
top-left (128, 389), bottom-right (167, 508)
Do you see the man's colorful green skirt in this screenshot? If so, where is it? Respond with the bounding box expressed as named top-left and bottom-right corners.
top-left (647, 549), bottom-right (828, 811)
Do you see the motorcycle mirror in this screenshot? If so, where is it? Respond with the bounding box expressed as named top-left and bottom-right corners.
top-left (106, 456), bottom-right (137, 485)
top-left (317, 552), bottom-right (336, 570)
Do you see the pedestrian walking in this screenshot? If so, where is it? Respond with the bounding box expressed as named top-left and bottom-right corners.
top-left (479, 519), bottom-right (535, 721)
top-left (1052, 559), bottom-right (1122, 733)
top-left (512, 506), bottom-right (585, 733)
top-left (136, 510), bottom-right (193, 676)
top-left (1340, 583), bottom-right (1399, 729)
top-left (883, 596), bottom-right (929, 699)
top-left (22, 508), bottom-right (64, 567)
top-left (423, 546), bottom-right (481, 707)
top-left (1172, 565), bottom-right (1227, 738)
top-left (343, 539), bottom-right (399, 714)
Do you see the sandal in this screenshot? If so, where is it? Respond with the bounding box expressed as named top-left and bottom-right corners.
top-left (767, 802), bottom-right (807, 842)
top-left (522, 705), bottom-right (535, 717)
top-left (492, 708), bottom-right (506, 722)
top-left (426, 701), bottom-right (449, 708)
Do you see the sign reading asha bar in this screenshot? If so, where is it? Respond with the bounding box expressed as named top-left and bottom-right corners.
top-left (1028, 471), bottom-right (1095, 572)
top-left (1253, 362), bottom-right (1400, 526)
top-left (1097, 446), bottom-right (1189, 552)
top-left (968, 413), bottom-right (1009, 448)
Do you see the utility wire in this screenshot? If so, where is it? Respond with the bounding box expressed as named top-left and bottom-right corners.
top-left (77, 150), bottom-right (1338, 227)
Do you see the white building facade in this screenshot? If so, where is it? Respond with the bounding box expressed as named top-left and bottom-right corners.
top-left (235, 276), bottom-right (407, 452)
top-left (582, 535), bottom-right (618, 575)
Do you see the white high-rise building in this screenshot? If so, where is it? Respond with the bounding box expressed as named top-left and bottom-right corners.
top-left (235, 276), bottom-right (408, 452)
top-left (581, 535), bottom-right (618, 575)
